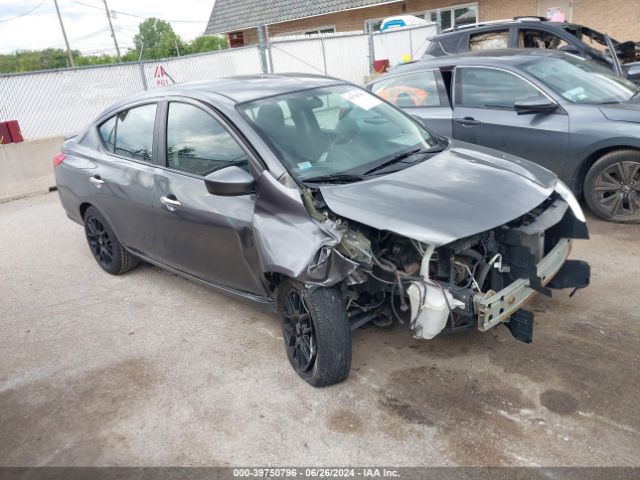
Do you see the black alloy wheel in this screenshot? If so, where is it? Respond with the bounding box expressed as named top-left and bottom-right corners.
top-left (83, 206), bottom-right (139, 275)
top-left (277, 280), bottom-right (352, 387)
top-left (86, 215), bottom-right (114, 269)
top-left (282, 288), bottom-right (317, 373)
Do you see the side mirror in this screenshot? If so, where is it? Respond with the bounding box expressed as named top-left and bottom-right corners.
top-left (204, 166), bottom-right (255, 196)
top-left (514, 98), bottom-right (559, 115)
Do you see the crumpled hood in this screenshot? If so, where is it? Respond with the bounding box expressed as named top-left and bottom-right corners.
top-left (320, 140), bottom-right (558, 246)
top-left (599, 102), bottom-right (640, 123)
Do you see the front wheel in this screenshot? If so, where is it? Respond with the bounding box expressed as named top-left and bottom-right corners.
top-left (277, 281), bottom-right (352, 387)
top-left (584, 150), bottom-right (640, 223)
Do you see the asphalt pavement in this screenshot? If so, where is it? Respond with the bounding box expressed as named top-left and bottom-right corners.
top-left (1, 192), bottom-right (639, 466)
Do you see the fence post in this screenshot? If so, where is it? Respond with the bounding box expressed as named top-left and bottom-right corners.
top-left (320, 37), bottom-right (328, 75)
top-left (138, 62), bottom-right (148, 90)
top-left (367, 30), bottom-right (375, 74)
top-left (137, 45), bottom-right (148, 90)
top-left (266, 25), bottom-right (274, 74)
top-left (257, 23), bottom-right (269, 74)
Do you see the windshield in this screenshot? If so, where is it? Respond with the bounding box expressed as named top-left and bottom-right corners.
top-left (238, 85), bottom-right (439, 182)
top-left (522, 55), bottom-right (637, 104)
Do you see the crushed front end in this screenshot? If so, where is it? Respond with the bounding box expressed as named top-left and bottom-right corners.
top-left (302, 182), bottom-right (590, 344)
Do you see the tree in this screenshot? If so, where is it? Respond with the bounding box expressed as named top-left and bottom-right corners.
top-left (0, 17), bottom-right (228, 73)
top-left (133, 17), bottom-right (185, 60)
top-left (187, 35), bottom-right (227, 54)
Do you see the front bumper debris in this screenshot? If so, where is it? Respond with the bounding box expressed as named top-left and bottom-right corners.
top-left (476, 238), bottom-right (572, 332)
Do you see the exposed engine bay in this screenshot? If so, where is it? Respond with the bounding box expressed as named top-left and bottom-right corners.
top-left (300, 186), bottom-right (590, 344)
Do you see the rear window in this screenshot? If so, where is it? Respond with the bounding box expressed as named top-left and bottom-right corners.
top-left (98, 104), bottom-right (156, 163)
top-left (372, 71), bottom-right (442, 108)
top-left (469, 30), bottom-right (509, 51)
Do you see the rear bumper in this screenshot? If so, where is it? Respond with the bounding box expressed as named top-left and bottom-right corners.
top-left (476, 238), bottom-right (574, 332)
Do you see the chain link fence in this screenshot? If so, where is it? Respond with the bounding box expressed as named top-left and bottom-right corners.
top-left (0, 24), bottom-right (435, 140)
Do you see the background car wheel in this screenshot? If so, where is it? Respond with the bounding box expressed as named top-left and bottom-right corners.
top-left (277, 280), bottom-right (352, 387)
top-left (83, 206), bottom-right (139, 275)
top-left (584, 149), bottom-right (640, 223)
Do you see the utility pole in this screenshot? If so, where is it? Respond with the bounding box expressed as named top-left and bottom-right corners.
top-left (53, 0), bottom-right (75, 68)
top-left (102, 0), bottom-right (121, 61)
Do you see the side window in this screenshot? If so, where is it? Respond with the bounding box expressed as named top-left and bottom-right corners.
top-left (518, 29), bottom-right (569, 50)
top-left (469, 30), bottom-right (509, 51)
top-left (372, 71), bottom-right (441, 108)
top-left (166, 102), bottom-right (248, 176)
top-left (457, 67), bottom-right (547, 109)
top-left (98, 116), bottom-right (116, 152)
top-left (114, 104), bottom-right (156, 162)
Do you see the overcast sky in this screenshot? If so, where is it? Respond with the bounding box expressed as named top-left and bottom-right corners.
top-left (0, 0), bottom-right (215, 55)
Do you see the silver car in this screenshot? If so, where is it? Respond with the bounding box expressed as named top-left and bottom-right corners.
top-left (55, 74), bottom-right (590, 386)
top-left (367, 50), bottom-right (640, 223)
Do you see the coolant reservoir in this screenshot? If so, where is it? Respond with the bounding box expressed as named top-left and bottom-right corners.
top-left (407, 282), bottom-right (463, 339)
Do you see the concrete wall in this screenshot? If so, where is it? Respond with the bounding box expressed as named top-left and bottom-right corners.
top-left (0, 136), bottom-right (62, 201)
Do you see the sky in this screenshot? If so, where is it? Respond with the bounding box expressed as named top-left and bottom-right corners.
top-left (0, 0), bottom-right (215, 55)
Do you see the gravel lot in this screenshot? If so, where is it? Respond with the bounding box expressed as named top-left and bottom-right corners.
top-left (1, 192), bottom-right (639, 467)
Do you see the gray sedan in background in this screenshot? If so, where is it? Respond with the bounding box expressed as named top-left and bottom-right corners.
top-left (367, 49), bottom-right (640, 222)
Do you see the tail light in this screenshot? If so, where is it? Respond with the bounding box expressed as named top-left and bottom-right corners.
top-left (53, 152), bottom-right (66, 168)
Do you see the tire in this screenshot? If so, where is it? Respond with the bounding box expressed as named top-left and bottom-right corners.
top-left (277, 280), bottom-right (352, 387)
top-left (584, 149), bottom-right (640, 223)
top-left (83, 206), bottom-right (139, 275)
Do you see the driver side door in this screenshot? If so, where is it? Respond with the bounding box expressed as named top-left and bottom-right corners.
top-left (153, 99), bottom-right (266, 295)
top-left (452, 66), bottom-right (569, 175)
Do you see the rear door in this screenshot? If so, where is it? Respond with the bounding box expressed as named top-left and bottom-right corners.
top-left (93, 102), bottom-right (161, 259)
top-left (152, 99), bottom-right (265, 295)
top-left (452, 66), bottom-right (569, 175)
top-left (370, 69), bottom-right (453, 136)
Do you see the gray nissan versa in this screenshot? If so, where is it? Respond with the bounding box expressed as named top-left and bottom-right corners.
top-left (367, 50), bottom-right (640, 223)
top-left (55, 74), bottom-right (590, 386)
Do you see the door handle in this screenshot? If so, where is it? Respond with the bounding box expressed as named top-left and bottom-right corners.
top-left (454, 117), bottom-right (482, 126)
top-left (89, 175), bottom-right (104, 188)
top-left (160, 195), bottom-right (182, 212)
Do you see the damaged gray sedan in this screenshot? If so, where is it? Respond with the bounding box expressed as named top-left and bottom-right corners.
top-left (55, 74), bottom-right (590, 387)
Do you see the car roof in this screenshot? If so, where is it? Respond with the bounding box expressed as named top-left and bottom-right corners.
top-left (434, 20), bottom-right (576, 37)
top-left (104, 73), bottom-right (345, 115)
top-left (389, 48), bottom-right (570, 73)
top-left (161, 73), bottom-right (345, 103)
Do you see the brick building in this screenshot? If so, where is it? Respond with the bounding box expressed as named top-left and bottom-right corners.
top-left (205, 0), bottom-right (639, 47)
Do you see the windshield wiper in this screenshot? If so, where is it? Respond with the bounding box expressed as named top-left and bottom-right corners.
top-left (302, 173), bottom-right (365, 184)
top-left (362, 145), bottom-right (441, 176)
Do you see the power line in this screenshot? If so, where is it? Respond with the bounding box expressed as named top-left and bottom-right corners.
top-left (67, 0), bottom-right (204, 23)
top-left (111, 10), bottom-right (203, 23)
top-left (0, 0), bottom-right (47, 23)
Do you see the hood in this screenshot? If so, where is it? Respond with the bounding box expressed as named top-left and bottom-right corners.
top-left (599, 102), bottom-right (640, 123)
top-left (320, 140), bottom-right (558, 246)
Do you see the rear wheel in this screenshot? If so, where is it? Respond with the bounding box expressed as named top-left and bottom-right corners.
top-left (584, 150), bottom-right (640, 223)
top-left (83, 206), bottom-right (139, 275)
top-left (277, 280), bottom-right (351, 387)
